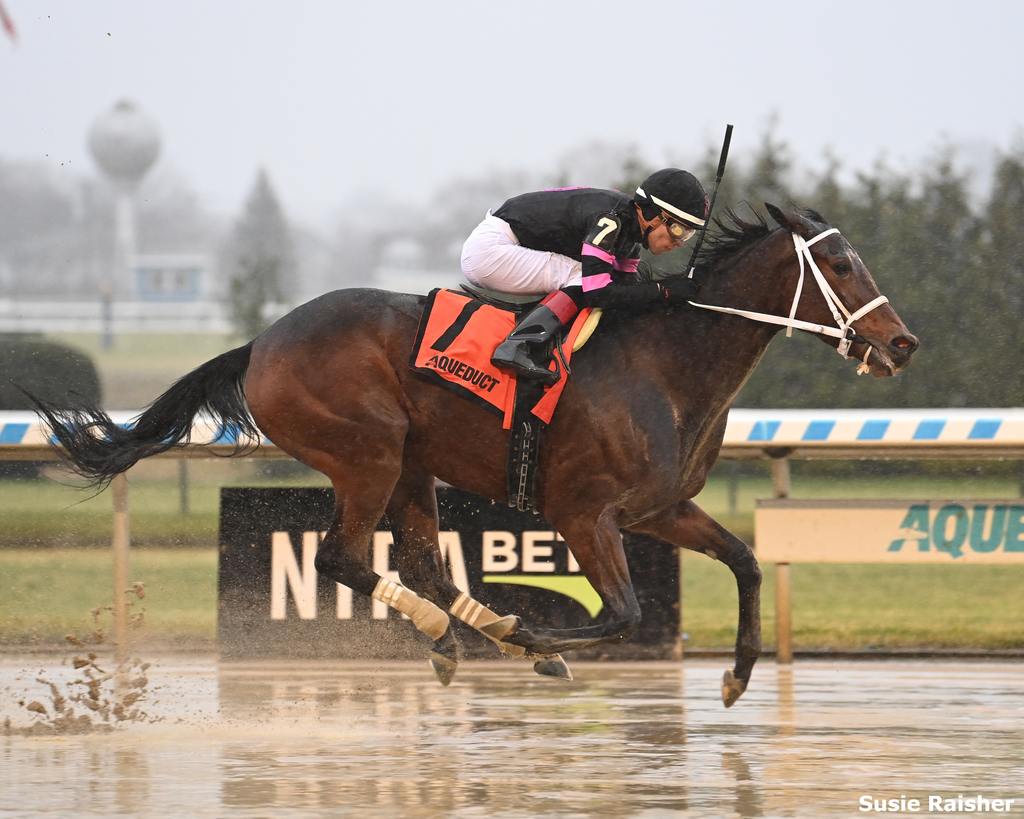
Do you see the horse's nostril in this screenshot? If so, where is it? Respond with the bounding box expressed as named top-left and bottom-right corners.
top-left (890, 334), bottom-right (919, 354)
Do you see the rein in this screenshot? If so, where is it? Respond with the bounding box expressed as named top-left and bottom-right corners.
top-left (687, 228), bottom-right (889, 373)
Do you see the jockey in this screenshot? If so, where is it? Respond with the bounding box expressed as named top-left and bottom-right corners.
top-left (461, 169), bottom-right (708, 385)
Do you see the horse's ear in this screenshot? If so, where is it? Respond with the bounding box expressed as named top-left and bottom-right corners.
top-left (765, 202), bottom-right (817, 236)
top-left (764, 202), bottom-right (795, 230)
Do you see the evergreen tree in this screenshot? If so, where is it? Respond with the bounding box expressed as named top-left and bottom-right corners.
top-left (226, 169), bottom-right (295, 338)
top-left (745, 119), bottom-right (794, 208)
top-left (977, 147), bottom-right (1024, 405)
top-left (810, 152), bottom-right (848, 227)
top-left (696, 138), bottom-right (742, 215)
top-left (899, 153), bottom-right (980, 406)
top-left (839, 161), bottom-right (927, 406)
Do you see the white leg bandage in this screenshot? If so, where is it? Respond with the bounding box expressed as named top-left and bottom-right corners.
top-left (449, 592), bottom-right (526, 657)
top-left (371, 579), bottom-right (449, 641)
top-left (449, 592), bottom-right (502, 630)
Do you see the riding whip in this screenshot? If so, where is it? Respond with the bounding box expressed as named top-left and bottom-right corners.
top-left (686, 123), bottom-right (733, 280)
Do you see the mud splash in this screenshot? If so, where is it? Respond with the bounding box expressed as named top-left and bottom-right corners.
top-left (3, 582), bottom-right (155, 736)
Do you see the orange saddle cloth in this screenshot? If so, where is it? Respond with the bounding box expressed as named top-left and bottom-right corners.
top-left (409, 288), bottom-right (593, 429)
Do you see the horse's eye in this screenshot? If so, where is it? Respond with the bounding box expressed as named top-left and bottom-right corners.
top-left (833, 262), bottom-right (852, 277)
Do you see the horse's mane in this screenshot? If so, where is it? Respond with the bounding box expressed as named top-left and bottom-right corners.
top-left (695, 204), bottom-right (829, 272)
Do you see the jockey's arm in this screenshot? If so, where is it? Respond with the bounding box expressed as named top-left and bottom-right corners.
top-left (569, 281), bottom-right (663, 309)
top-left (575, 213), bottom-right (664, 309)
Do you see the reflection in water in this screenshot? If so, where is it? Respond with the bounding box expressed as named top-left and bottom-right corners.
top-left (722, 750), bottom-right (762, 818)
top-left (776, 665), bottom-right (795, 734)
top-left (2, 659), bottom-right (1022, 816)
top-left (113, 749), bottom-right (151, 814)
top-left (215, 666), bottom-right (690, 815)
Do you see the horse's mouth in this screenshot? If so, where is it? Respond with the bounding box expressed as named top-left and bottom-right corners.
top-left (858, 344), bottom-right (901, 378)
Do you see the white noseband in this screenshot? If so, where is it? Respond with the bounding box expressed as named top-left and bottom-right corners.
top-left (688, 228), bottom-right (889, 373)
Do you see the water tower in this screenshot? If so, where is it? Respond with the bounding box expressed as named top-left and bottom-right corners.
top-left (88, 99), bottom-right (161, 302)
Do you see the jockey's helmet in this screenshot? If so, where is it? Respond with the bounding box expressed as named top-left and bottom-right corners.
top-left (634, 169), bottom-right (708, 231)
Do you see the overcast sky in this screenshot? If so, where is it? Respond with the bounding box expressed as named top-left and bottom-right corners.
top-left (2, 0), bottom-right (1022, 229)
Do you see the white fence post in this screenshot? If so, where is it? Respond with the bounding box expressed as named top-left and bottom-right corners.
top-left (111, 472), bottom-right (131, 666)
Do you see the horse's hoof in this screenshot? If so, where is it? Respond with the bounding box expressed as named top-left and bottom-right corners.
top-left (533, 654), bottom-right (573, 681)
top-left (479, 614), bottom-right (520, 641)
top-left (429, 651), bottom-right (458, 687)
top-left (429, 630), bottom-right (460, 686)
top-left (721, 669), bottom-right (748, 708)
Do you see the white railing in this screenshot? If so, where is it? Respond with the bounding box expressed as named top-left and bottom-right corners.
top-left (0, 299), bottom-right (235, 334)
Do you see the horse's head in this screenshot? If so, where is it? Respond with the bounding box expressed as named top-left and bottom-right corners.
top-left (762, 203), bottom-right (919, 377)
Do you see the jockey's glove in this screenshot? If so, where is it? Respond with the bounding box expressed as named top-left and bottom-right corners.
top-left (657, 276), bottom-right (700, 306)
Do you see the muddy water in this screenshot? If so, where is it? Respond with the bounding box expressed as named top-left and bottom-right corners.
top-left (2, 658), bottom-right (1022, 817)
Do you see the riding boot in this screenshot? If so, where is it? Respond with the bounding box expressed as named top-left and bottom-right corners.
top-left (491, 290), bottom-right (579, 386)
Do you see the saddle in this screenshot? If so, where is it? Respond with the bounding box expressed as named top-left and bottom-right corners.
top-left (458, 281), bottom-right (540, 310)
top-left (410, 286), bottom-right (602, 513)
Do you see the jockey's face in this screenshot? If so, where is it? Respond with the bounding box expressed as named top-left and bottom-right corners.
top-left (636, 205), bottom-right (694, 255)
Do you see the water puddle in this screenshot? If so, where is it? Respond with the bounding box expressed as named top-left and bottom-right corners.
top-left (1, 658), bottom-right (1021, 816)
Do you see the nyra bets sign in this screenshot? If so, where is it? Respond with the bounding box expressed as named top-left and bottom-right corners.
top-left (218, 487), bottom-right (678, 659)
top-left (755, 500), bottom-right (1024, 563)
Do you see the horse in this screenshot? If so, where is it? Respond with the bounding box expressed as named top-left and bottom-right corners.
top-left (34, 203), bottom-right (918, 707)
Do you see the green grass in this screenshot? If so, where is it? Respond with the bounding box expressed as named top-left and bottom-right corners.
top-left (47, 332), bottom-right (239, 408)
top-left (0, 463), bottom-right (328, 549)
top-left (1, 547), bottom-right (1020, 650)
top-left (49, 332), bottom-right (237, 373)
top-left (1, 548), bottom-right (217, 646)
top-left (681, 556), bottom-right (1024, 650)
top-left (4, 469), bottom-right (1017, 550)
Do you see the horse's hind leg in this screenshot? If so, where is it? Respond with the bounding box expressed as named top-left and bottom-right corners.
top-left (386, 467), bottom-right (464, 685)
top-left (387, 467), bottom-right (572, 682)
top-left (246, 341), bottom-right (453, 654)
top-left (631, 500), bottom-right (762, 708)
top-left (314, 465), bottom-right (452, 648)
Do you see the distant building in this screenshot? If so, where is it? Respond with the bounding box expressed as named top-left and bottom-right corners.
top-left (133, 253), bottom-right (213, 301)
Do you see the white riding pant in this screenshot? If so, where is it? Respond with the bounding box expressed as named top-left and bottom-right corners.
top-left (461, 213), bottom-right (583, 294)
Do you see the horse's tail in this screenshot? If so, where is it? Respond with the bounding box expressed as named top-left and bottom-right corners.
top-left (29, 342), bottom-right (259, 489)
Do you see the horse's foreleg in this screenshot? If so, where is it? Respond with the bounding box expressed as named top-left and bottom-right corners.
top-left (449, 593), bottom-right (572, 680)
top-left (632, 500), bottom-right (762, 708)
top-left (498, 510), bottom-right (643, 655)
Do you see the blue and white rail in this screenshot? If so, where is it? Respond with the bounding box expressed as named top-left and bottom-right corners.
top-left (721, 408), bottom-right (1024, 457)
top-left (2, 408), bottom-right (1023, 460)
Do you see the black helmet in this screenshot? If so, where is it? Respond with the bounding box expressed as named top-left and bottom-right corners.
top-left (634, 168), bottom-right (708, 228)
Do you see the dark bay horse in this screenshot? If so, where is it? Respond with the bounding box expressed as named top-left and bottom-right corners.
top-left (36, 203), bottom-right (918, 707)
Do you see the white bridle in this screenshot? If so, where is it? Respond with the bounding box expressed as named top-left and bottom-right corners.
top-left (687, 228), bottom-right (890, 373)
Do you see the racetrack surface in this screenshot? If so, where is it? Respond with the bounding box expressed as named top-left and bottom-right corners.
top-left (2, 658), bottom-right (1021, 817)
